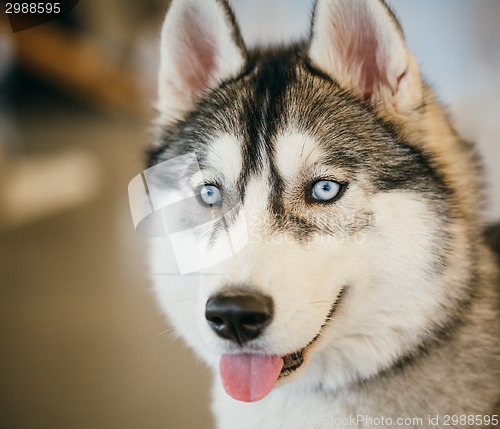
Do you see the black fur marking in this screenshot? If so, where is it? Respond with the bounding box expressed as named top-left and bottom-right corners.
top-left (239, 48), bottom-right (302, 216)
top-left (485, 223), bottom-right (500, 265)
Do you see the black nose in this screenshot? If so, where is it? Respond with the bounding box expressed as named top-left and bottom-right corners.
top-left (205, 292), bottom-right (273, 346)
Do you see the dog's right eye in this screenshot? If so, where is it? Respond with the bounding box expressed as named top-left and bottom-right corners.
top-left (198, 185), bottom-right (222, 206)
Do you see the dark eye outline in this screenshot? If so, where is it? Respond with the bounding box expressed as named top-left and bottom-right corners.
top-left (307, 180), bottom-right (346, 204)
top-left (196, 184), bottom-right (222, 207)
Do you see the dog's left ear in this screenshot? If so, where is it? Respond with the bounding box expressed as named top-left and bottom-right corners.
top-left (157, 0), bottom-right (247, 123)
top-left (308, 0), bottom-right (423, 116)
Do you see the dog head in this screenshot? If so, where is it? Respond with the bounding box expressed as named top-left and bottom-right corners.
top-left (144, 0), bottom-right (480, 402)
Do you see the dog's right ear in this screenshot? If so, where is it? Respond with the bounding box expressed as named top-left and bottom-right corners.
top-left (157, 0), bottom-right (247, 124)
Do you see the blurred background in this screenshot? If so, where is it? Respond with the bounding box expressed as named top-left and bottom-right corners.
top-left (0, 1), bottom-right (498, 428)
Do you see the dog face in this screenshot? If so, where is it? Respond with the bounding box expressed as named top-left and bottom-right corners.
top-left (146, 0), bottom-right (479, 402)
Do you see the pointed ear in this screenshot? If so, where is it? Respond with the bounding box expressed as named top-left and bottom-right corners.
top-left (308, 0), bottom-right (423, 115)
top-left (157, 0), bottom-right (247, 122)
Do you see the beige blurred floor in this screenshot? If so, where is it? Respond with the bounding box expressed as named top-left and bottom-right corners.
top-left (0, 85), bottom-right (213, 429)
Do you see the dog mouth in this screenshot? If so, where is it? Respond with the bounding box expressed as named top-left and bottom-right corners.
top-left (279, 288), bottom-right (345, 378)
top-left (280, 350), bottom-right (305, 376)
top-left (219, 288), bottom-right (345, 402)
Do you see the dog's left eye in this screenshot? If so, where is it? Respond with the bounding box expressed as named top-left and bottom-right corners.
top-left (198, 185), bottom-right (222, 206)
top-left (312, 180), bottom-right (341, 202)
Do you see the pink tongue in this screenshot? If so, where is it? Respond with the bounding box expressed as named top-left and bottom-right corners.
top-left (219, 354), bottom-right (284, 402)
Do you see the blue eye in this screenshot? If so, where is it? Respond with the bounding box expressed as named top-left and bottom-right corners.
top-left (199, 185), bottom-right (222, 206)
top-left (312, 180), bottom-right (341, 202)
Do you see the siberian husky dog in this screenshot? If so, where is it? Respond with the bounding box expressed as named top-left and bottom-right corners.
top-left (140, 0), bottom-right (500, 427)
